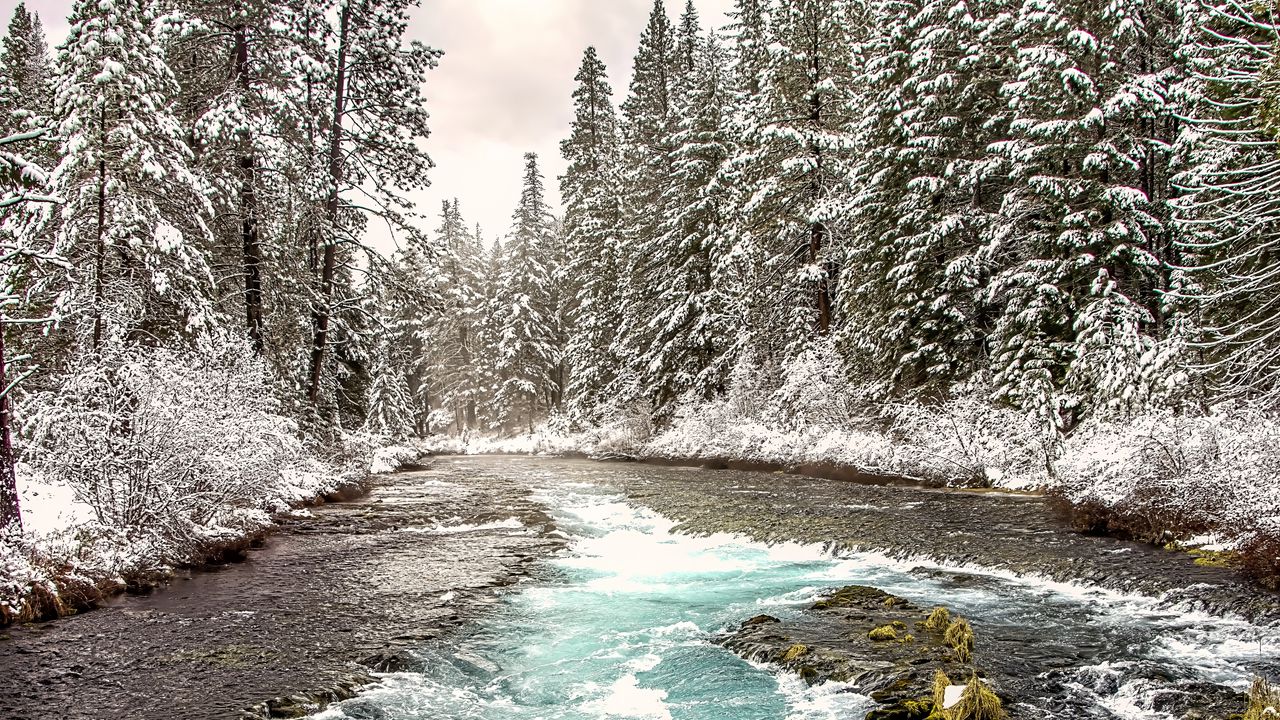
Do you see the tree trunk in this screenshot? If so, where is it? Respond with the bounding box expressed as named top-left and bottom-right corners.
top-left (0, 321), bottom-right (21, 535)
top-left (92, 102), bottom-right (108, 349)
top-left (234, 25), bottom-right (265, 355)
top-left (812, 220), bottom-right (832, 334)
top-left (307, 4), bottom-right (350, 405)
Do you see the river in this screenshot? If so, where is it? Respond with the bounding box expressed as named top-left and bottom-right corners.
top-left (1, 456), bottom-right (1276, 719)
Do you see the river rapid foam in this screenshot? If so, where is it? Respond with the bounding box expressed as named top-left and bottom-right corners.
top-left (311, 472), bottom-right (1277, 720)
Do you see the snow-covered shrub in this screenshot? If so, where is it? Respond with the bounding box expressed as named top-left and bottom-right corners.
top-left (1057, 405), bottom-right (1280, 541)
top-left (25, 339), bottom-right (317, 563)
top-left (577, 403), bottom-right (652, 455)
top-left (892, 394), bottom-right (1051, 488)
top-left (771, 337), bottom-right (867, 430)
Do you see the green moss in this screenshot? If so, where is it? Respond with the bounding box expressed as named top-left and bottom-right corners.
top-left (813, 585), bottom-right (894, 610)
top-left (920, 606), bottom-right (951, 632)
top-left (781, 643), bottom-right (809, 662)
top-left (944, 619), bottom-right (975, 664)
top-left (1245, 676), bottom-right (1280, 720)
top-left (869, 624), bottom-right (899, 641)
top-left (1190, 549), bottom-right (1241, 568)
top-left (899, 633), bottom-right (916, 644)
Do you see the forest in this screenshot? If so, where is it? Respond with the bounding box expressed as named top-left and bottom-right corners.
top-left (2, 0), bottom-right (1280, 620)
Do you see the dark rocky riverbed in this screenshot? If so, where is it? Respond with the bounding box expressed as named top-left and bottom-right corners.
top-left (1, 456), bottom-right (1276, 720)
top-left (0, 461), bottom-right (563, 720)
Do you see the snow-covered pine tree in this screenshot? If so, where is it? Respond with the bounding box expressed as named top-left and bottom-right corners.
top-left (1175, 1), bottom-right (1280, 405)
top-left (840, 0), bottom-right (1006, 397)
top-left (171, 0), bottom-right (330, 362)
top-left (305, 0), bottom-right (441, 413)
top-left (0, 128), bottom-right (64, 535)
top-left (494, 153), bottom-right (559, 433)
top-left (637, 30), bottom-right (739, 413)
top-left (560, 46), bottom-right (626, 422)
top-left (51, 0), bottom-right (218, 349)
top-left (473, 233), bottom-right (507, 428)
top-left (986, 0), bottom-right (1187, 425)
top-left (361, 289), bottom-right (416, 439)
top-left (721, 0), bottom-right (864, 364)
top-left (0, 2), bottom-right (54, 141)
top-left (613, 0), bottom-right (676, 404)
top-left (424, 199), bottom-right (486, 434)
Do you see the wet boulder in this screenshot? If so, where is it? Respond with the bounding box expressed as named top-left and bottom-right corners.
top-left (718, 585), bottom-right (1001, 719)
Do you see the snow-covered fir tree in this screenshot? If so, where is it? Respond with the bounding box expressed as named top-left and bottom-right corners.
top-left (560, 47), bottom-right (626, 422)
top-left (639, 30), bottom-right (739, 412)
top-left (1176, 1), bottom-right (1280, 406)
top-left (840, 0), bottom-right (1005, 397)
top-left (50, 0), bottom-right (218, 350)
top-left (494, 153), bottom-right (560, 432)
top-left (0, 2), bottom-right (54, 140)
top-left (305, 0), bottom-right (441, 414)
top-left (722, 0), bottom-right (864, 363)
top-left (984, 0), bottom-right (1187, 426)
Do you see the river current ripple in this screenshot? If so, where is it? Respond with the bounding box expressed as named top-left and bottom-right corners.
top-left (311, 458), bottom-right (1280, 720)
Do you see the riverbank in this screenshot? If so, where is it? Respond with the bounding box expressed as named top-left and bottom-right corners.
top-left (423, 399), bottom-right (1280, 591)
top-left (0, 460), bottom-right (564, 720)
top-left (0, 439), bottom-right (427, 628)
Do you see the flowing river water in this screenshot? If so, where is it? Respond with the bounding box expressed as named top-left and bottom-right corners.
top-left (1, 456), bottom-right (1277, 719)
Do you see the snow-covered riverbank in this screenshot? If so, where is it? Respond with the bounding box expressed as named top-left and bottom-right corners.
top-left (0, 438), bottom-right (426, 626)
top-left (423, 397), bottom-right (1280, 589)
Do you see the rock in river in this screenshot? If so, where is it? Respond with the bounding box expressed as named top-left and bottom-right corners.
top-left (719, 585), bottom-right (1002, 719)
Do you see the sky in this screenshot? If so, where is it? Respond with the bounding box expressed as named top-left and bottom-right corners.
top-left (2, 0), bottom-right (737, 254)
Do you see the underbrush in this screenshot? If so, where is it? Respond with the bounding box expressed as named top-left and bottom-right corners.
top-left (1, 340), bottom-right (391, 625)
top-left (435, 347), bottom-right (1280, 584)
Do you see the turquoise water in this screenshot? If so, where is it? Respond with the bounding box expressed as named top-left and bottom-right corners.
top-left (313, 477), bottom-right (1277, 720)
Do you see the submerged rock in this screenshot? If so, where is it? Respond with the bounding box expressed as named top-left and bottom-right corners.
top-left (719, 585), bottom-right (997, 719)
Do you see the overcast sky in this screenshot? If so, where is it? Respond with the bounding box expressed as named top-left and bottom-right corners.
top-left (2, 0), bottom-right (737, 253)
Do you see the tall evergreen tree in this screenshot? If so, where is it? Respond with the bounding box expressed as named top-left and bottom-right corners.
top-left (985, 0), bottom-right (1187, 425)
top-left (305, 0), bottom-right (441, 414)
top-left (614, 0), bottom-right (677, 403)
top-left (561, 47), bottom-right (625, 420)
top-left (639, 31), bottom-right (738, 412)
top-left (722, 0), bottom-right (864, 362)
top-left (494, 153), bottom-right (558, 432)
top-left (840, 0), bottom-right (1006, 397)
top-left (0, 2), bottom-right (53, 138)
top-left (51, 0), bottom-right (218, 349)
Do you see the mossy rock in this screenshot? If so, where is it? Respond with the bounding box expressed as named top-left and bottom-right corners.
top-left (812, 585), bottom-right (897, 610)
top-left (919, 607), bottom-right (951, 633)
top-left (944, 619), bottom-right (974, 663)
top-left (869, 624), bottom-right (899, 641)
top-left (782, 643), bottom-right (809, 662)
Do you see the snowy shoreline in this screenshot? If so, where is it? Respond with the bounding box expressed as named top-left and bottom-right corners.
top-left (0, 442), bottom-right (426, 628)
top-left (423, 403), bottom-right (1280, 590)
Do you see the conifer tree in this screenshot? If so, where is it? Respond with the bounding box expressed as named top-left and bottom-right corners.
top-left (1176, 1), bottom-right (1280, 406)
top-left (840, 0), bottom-right (1005, 396)
top-left (561, 47), bottom-right (625, 420)
top-left (0, 2), bottom-right (54, 139)
top-left (614, 0), bottom-right (676, 403)
top-left (305, 0), bottom-right (441, 413)
top-left (639, 31), bottom-right (738, 412)
top-left (985, 0), bottom-right (1186, 424)
top-left (494, 153), bottom-right (558, 432)
top-left (722, 0), bottom-right (864, 362)
top-left (0, 128), bottom-right (63, 535)
top-left (51, 0), bottom-right (218, 349)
